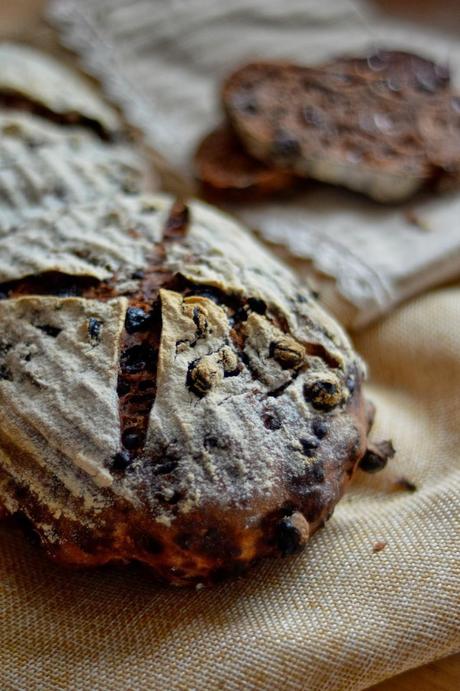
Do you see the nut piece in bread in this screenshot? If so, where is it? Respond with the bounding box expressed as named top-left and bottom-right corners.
top-left (222, 51), bottom-right (460, 202)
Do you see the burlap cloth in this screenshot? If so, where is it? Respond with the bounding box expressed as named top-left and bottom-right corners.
top-left (1, 282), bottom-right (459, 691)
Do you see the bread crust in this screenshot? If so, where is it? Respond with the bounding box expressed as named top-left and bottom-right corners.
top-left (0, 42), bottom-right (120, 138)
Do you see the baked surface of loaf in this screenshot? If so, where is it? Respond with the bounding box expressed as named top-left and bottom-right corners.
top-left (0, 43), bottom-right (154, 226)
top-left (0, 193), bottom-right (374, 584)
top-left (0, 42), bottom-right (120, 137)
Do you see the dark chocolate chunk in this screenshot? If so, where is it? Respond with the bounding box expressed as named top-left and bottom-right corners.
top-left (299, 437), bottom-right (319, 457)
top-left (125, 307), bottom-right (152, 334)
top-left (247, 297), bottom-right (267, 315)
top-left (37, 324), bottom-right (62, 338)
top-left (122, 429), bottom-right (144, 450)
top-left (112, 450), bottom-right (132, 471)
top-left (312, 418), bottom-right (328, 439)
top-left (120, 344), bottom-right (156, 373)
top-left (88, 318), bottom-right (102, 343)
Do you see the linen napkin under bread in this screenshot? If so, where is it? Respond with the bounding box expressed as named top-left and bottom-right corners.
top-left (0, 2), bottom-right (458, 691)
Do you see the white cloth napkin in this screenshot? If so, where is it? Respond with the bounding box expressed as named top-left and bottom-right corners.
top-left (48, 0), bottom-right (460, 328)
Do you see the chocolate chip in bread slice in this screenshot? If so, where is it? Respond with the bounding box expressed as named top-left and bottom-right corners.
top-left (222, 52), bottom-right (460, 202)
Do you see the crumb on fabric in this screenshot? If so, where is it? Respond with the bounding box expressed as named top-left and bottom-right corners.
top-left (404, 208), bottom-right (431, 231)
top-left (372, 541), bottom-right (387, 553)
top-left (392, 477), bottom-right (417, 493)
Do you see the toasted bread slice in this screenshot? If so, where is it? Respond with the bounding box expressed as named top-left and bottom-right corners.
top-left (222, 52), bottom-right (459, 202)
top-left (194, 124), bottom-right (296, 200)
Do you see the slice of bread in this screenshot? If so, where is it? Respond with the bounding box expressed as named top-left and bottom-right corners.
top-left (222, 52), bottom-right (459, 202)
top-left (194, 124), bottom-right (296, 200)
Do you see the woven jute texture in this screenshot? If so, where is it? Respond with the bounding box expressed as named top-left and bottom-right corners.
top-left (1, 283), bottom-right (459, 691)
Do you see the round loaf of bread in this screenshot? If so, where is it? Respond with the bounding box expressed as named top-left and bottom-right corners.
top-left (0, 194), bottom-right (373, 584)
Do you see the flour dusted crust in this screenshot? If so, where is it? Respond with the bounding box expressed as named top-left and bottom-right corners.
top-left (0, 111), bottom-right (150, 227)
top-left (0, 194), bottom-right (373, 584)
top-left (0, 42), bottom-right (119, 136)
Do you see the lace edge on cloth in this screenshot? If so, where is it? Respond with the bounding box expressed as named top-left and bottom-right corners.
top-left (46, 0), bottom-right (397, 324)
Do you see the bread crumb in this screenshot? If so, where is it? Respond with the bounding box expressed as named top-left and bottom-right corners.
top-left (392, 477), bottom-right (417, 493)
top-left (372, 541), bottom-right (387, 553)
top-left (404, 209), bottom-right (430, 231)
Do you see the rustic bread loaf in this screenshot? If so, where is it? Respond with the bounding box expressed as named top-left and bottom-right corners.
top-left (222, 51), bottom-right (460, 202)
top-left (0, 193), bottom-right (381, 584)
top-left (0, 42), bottom-right (120, 138)
top-left (0, 44), bottom-right (155, 227)
top-left (0, 111), bottom-right (150, 227)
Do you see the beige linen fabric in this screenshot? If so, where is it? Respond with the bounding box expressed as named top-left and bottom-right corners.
top-left (1, 283), bottom-right (459, 691)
